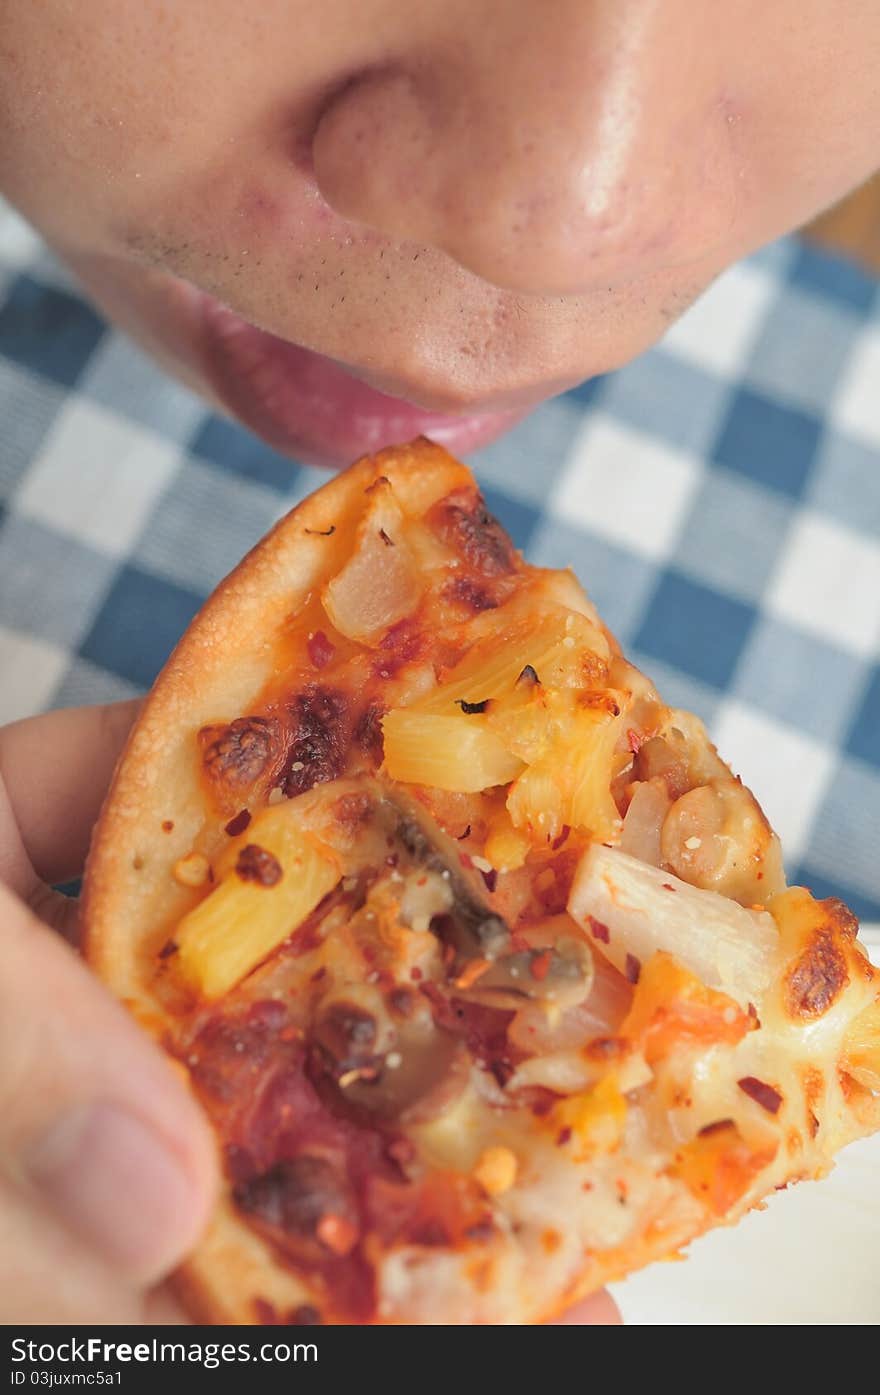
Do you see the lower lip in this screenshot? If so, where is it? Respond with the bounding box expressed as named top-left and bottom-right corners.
top-left (198, 295), bottom-right (526, 468)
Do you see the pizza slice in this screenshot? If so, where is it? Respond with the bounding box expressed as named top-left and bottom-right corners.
top-left (83, 438), bottom-right (880, 1325)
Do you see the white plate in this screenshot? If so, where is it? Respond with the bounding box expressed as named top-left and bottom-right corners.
top-left (611, 927), bottom-right (880, 1325)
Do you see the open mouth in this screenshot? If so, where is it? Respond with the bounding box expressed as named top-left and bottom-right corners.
top-left (198, 293), bottom-right (527, 468)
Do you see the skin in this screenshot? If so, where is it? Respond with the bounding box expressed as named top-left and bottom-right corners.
top-left (1, 0), bottom-right (879, 1322)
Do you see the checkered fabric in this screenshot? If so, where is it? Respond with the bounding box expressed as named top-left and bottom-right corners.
top-left (1, 198), bottom-right (879, 922)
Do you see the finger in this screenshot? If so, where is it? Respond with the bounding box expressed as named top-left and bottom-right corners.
top-left (0, 700), bottom-right (141, 887)
top-left (551, 1289), bottom-right (622, 1324)
top-left (0, 878), bottom-right (218, 1293)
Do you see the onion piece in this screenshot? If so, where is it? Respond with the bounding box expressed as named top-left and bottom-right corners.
top-left (323, 485), bottom-right (421, 643)
top-left (619, 778), bottom-right (670, 866)
top-left (567, 844), bottom-right (779, 1008)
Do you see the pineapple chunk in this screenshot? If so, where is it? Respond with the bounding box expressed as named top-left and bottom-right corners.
top-left (381, 710), bottom-right (524, 792)
top-left (505, 707), bottom-right (623, 844)
top-left (176, 826), bottom-right (340, 999)
top-left (414, 608), bottom-right (608, 715)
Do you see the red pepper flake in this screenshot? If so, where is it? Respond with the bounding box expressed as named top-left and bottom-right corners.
top-left (747, 1002), bottom-right (761, 1028)
top-left (161, 819), bottom-right (174, 833)
top-left (416, 874), bottom-right (428, 887)
top-left (459, 852), bottom-right (474, 869)
top-left (479, 866), bottom-right (498, 893)
top-left (307, 629), bottom-right (336, 669)
top-left (310, 965), bottom-right (327, 983)
top-left (697, 1118), bottom-right (735, 1138)
top-left (530, 1094), bottom-right (556, 1118)
top-left (253, 1296), bottom-right (279, 1324)
top-left (550, 825), bottom-right (570, 851)
top-left (737, 1076), bottom-right (783, 1114)
top-left (661, 883), bottom-right (676, 892)
top-left (465, 1215), bottom-right (495, 1243)
top-left (490, 1059), bottom-right (515, 1088)
top-left (625, 953), bottom-right (642, 984)
top-left (158, 939), bottom-right (178, 960)
top-left (378, 527), bottom-right (394, 546)
top-left (410, 966), bottom-right (423, 981)
top-left (224, 808), bottom-right (252, 837)
top-left (530, 950), bottom-right (553, 982)
top-left (288, 1305), bottom-right (322, 1325)
top-left (556, 1126), bottom-right (573, 1147)
top-left (588, 916), bottom-right (610, 944)
top-left (456, 824), bottom-right (472, 841)
top-left (386, 1136), bottom-right (416, 1167)
top-left (235, 843), bottom-right (282, 886)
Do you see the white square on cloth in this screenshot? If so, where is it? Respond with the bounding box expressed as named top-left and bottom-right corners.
top-left (13, 397), bottom-right (182, 559)
top-left (550, 414), bottom-right (701, 561)
top-left (833, 324), bottom-right (880, 449)
top-left (765, 508), bottom-right (880, 657)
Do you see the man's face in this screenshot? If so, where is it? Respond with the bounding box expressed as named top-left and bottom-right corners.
top-left (1, 0), bottom-right (878, 466)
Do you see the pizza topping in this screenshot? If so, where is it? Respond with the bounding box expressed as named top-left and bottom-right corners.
top-left (307, 630), bottom-right (337, 669)
top-left (174, 811), bottom-right (340, 999)
top-left (224, 808), bottom-right (252, 837)
top-left (323, 486), bottom-right (421, 643)
top-left (473, 1146), bottom-right (518, 1196)
top-left (284, 688), bottom-right (351, 798)
top-left (173, 852), bottom-right (211, 888)
top-left (621, 953), bottom-right (749, 1063)
top-left (737, 1077), bottom-right (783, 1115)
top-left (200, 715), bottom-right (284, 802)
top-left (661, 780), bottom-right (786, 906)
top-left (670, 1122), bottom-right (777, 1215)
top-left (784, 927), bottom-right (850, 1021)
top-left (427, 488), bottom-right (517, 577)
top-left (568, 845), bottom-right (779, 1009)
top-left (235, 844), bottom-right (283, 886)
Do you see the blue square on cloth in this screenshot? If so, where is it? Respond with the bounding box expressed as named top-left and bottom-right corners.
top-left (634, 570), bottom-right (755, 690)
top-left (846, 667), bottom-right (880, 770)
top-left (190, 414), bottom-right (300, 492)
top-left (0, 274), bottom-right (105, 389)
top-left (712, 386), bottom-right (821, 499)
top-left (788, 239), bottom-right (877, 315)
top-left (732, 614), bottom-right (867, 748)
top-left (673, 466), bottom-right (795, 606)
top-left (80, 564), bottom-right (203, 689)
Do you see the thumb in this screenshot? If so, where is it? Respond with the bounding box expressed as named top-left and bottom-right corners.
top-left (0, 878), bottom-right (217, 1288)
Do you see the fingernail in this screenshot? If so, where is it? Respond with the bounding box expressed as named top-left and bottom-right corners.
top-left (27, 1103), bottom-right (201, 1280)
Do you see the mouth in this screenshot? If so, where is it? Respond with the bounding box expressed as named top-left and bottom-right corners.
top-left (197, 292), bottom-right (528, 468)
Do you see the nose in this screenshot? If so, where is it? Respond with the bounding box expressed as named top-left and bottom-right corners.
top-left (310, 4), bottom-right (736, 297)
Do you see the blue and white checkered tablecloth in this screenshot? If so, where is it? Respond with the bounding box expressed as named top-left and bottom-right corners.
top-left (1, 199), bottom-right (879, 922)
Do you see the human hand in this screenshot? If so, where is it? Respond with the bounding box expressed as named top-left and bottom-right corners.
top-left (0, 701), bottom-right (619, 1325)
top-left (0, 701), bottom-right (217, 1322)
